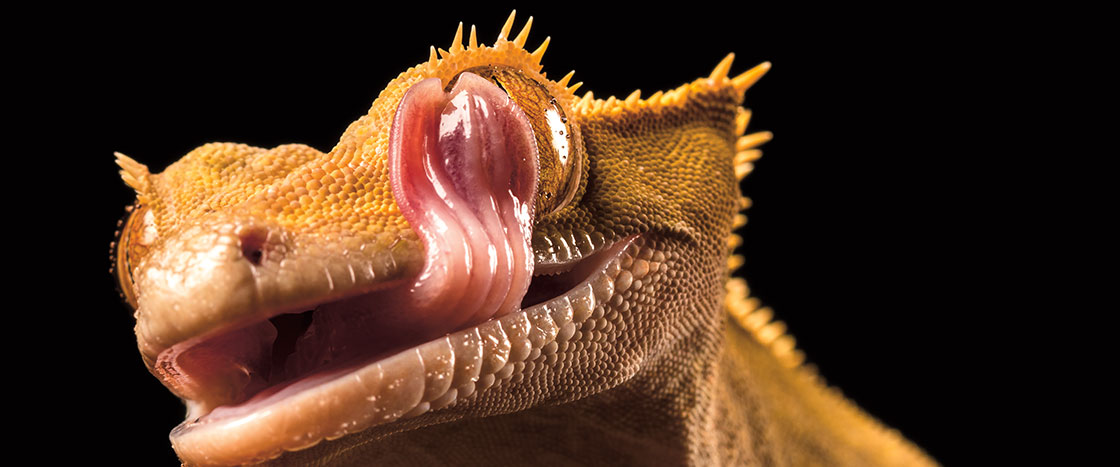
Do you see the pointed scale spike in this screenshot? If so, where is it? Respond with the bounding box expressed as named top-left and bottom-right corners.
top-left (647, 90), bottom-right (663, 104)
top-left (577, 92), bottom-right (594, 112)
top-left (513, 16), bottom-right (533, 48)
top-left (672, 89), bottom-right (686, 105)
top-left (428, 46), bottom-right (439, 67)
top-left (728, 298), bottom-right (753, 321)
top-left (786, 350), bottom-right (806, 368)
top-left (437, 48), bottom-right (450, 59)
top-left (567, 81), bottom-right (583, 93)
top-left (771, 335), bottom-right (797, 359)
top-left (662, 90), bottom-right (678, 106)
top-left (758, 321), bottom-right (787, 345)
top-left (735, 109), bottom-right (752, 135)
top-left (115, 151), bottom-right (150, 192)
top-left (710, 53), bottom-right (735, 81)
top-left (531, 37), bottom-right (550, 63)
top-left (625, 90), bottom-right (641, 106)
top-left (743, 296), bottom-right (762, 315)
top-left (735, 149), bottom-right (762, 166)
top-left (469, 25), bottom-right (478, 49)
top-left (727, 254), bottom-right (745, 272)
top-left (725, 283), bottom-right (753, 321)
top-left (737, 131), bottom-right (773, 151)
top-left (450, 22), bottom-right (464, 53)
top-left (114, 151), bottom-right (148, 177)
top-left (727, 233), bottom-right (743, 249)
top-left (665, 85), bottom-right (690, 105)
top-left (557, 70), bottom-right (575, 88)
top-left (581, 92), bottom-right (597, 113)
top-left (745, 306), bottom-right (773, 331)
top-left (498, 11), bottom-right (516, 42)
top-left (732, 61), bottom-right (771, 93)
top-left (575, 97), bottom-right (589, 114)
top-left (726, 277), bottom-right (748, 299)
top-left (735, 162), bottom-right (754, 180)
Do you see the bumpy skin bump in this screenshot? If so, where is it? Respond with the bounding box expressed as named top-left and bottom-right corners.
top-left (115, 12), bottom-right (934, 466)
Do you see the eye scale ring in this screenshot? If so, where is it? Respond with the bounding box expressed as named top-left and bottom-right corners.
top-left (115, 203), bottom-right (154, 311)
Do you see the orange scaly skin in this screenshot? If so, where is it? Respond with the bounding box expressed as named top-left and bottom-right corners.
top-left (114, 12), bottom-right (935, 466)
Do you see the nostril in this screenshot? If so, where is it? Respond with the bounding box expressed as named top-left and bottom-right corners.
top-left (239, 228), bottom-right (268, 266)
top-left (246, 248), bottom-right (263, 266)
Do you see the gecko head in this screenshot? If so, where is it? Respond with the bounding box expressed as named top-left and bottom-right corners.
top-left (113, 11), bottom-right (769, 465)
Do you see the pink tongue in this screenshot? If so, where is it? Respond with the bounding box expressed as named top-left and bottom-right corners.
top-left (388, 73), bottom-right (539, 333)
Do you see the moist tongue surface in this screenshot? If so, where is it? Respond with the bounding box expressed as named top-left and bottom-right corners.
top-left (386, 72), bottom-right (539, 330)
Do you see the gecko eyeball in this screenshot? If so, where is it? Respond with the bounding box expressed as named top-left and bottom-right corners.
top-left (446, 65), bottom-right (584, 217)
top-left (114, 204), bottom-right (157, 310)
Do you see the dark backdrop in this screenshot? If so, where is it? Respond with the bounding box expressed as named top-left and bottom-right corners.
top-left (46, 4), bottom-right (1014, 464)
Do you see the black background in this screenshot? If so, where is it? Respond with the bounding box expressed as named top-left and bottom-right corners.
top-left (38, 4), bottom-right (1030, 465)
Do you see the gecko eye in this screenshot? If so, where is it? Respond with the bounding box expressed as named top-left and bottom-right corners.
top-left (114, 204), bottom-right (156, 310)
top-left (447, 65), bottom-right (583, 217)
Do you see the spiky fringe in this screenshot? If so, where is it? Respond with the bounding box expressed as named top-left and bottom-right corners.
top-left (725, 278), bottom-right (805, 369)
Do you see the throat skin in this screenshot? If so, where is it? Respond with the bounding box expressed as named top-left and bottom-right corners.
top-left (113, 12), bottom-right (935, 466)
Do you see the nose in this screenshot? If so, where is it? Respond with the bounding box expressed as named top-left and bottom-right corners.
top-left (238, 226), bottom-right (270, 266)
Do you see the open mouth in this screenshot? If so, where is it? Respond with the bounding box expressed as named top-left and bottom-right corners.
top-left (161, 235), bottom-right (635, 423)
top-left (167, 234), bottom-right (635, 464)
top-left (151, 72), bottom-right (643, 464)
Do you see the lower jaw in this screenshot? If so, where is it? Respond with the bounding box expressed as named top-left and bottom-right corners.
top-left (169, 236), bottom-right (640, 466)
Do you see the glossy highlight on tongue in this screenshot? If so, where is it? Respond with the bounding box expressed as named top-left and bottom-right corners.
top-left (389, 73), bottom-right (539, 334)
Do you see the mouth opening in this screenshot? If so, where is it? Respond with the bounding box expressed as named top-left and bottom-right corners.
top-left (158, 237), bottom-right (628, 423)
top-left (266, 310), bottom-right (314, 380)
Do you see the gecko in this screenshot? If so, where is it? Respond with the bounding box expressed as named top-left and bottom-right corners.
top-left (112, 12), bottom-right (935, 465)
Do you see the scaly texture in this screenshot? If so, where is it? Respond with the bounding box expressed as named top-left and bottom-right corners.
top-left (114, 12), bottom-right (935, 466)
